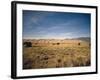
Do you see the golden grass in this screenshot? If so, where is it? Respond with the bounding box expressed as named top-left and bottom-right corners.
top-left (23, 40), bottom-right (90, 69)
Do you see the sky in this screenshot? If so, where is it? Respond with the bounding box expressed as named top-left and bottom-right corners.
top-left (23, 10), bottom-right (91, 39)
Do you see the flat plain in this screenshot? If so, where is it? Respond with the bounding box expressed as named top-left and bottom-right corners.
top-left (23, 39), bottom-right (90, 69)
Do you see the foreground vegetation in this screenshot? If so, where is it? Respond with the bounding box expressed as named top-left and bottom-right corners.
top-left (23, 39), bottom-right (90, 69)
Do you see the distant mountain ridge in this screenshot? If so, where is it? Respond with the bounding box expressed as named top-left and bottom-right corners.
top-left (65, 37), bottom-right (90, 42)
top-left (71, 37), bottom-right (90, 42)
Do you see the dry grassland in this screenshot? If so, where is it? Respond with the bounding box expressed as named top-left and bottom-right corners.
top-left (23, 39), bottom-right (90, 69)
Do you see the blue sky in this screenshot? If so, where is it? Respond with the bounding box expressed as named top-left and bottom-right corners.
top-left (23, 10), bottom-right (90, 39)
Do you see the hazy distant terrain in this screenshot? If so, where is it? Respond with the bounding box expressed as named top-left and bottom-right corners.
top-left (74, 37), bottom-right (90, 42)
top-left (23, 37), bottom-right (91, 69)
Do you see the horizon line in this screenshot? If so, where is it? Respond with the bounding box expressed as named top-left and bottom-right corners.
top-left (23, 36), bottom-right (90, 40)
